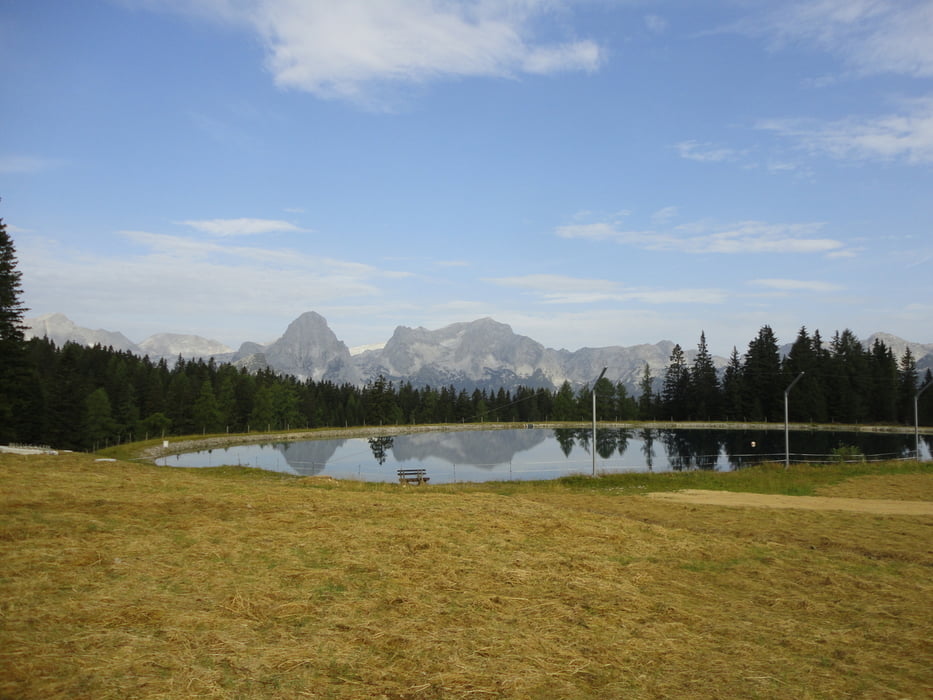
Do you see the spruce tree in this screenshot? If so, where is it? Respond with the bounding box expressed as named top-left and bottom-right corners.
top-left (637, 364), bottom-right (656, 419)
top-left (0, 218), bottom-right (30, 442)
top-left (742, 325), bottom-right (782, 421)
top-left (782, 326), bottom-right (827, 422)
top-left (897, 347), bottom-right (918, 424)
top-left (689, 331), bottom-right (720, 420)
top-left (661, 344), bottom-right (690, 420)
top-left (721, 347), bottom-right (744, 421)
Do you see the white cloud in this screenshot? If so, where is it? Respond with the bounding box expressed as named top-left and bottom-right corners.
top-left (180, 218), bottom-right (307, 236)
top-left (555, 218), bottom-right (846, 256)
top-left (152, 0), bottom-right (604, 103)
top-left (758, 97), bottom-right (933, 164)
top-left (750, 278), bottom-right (845, 293)
top-left (19, 230), bottom-right (412, 344)
top-left (674, 140), bottom-right (746, 163)
top-left (733, 0), bottom-right (933, 79)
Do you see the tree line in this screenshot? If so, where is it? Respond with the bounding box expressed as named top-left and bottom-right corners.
top-left (0, 326), bottom-right (929, 452)
top-left (1, 218), bottom-right (931, 451)
top-left (646, 327), bottom-right (932, 425)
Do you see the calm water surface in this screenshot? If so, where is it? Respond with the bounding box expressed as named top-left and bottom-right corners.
top-left (157, 428), bottom-right (931, 483)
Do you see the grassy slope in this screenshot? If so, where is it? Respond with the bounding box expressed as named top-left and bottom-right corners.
top-left (1, 453), bottom-right (931, 699)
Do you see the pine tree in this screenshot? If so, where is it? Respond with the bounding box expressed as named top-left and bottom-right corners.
top-left (661, 344), bottom-right (690, 420)
top-left (828, 329), bottom-right (869, 423)
top-left (0, 218), bottom-right (30, 442)
top-left (721, 347), bottom-right (744, 421)
top-left (689, 331), bottom-right (720, 420)
top-left (867, 339), bottom-right (898, 423)
top-left (637, 363), bottom-right (656, 419)
top-left (742, 326), bottom-right (782, 421)
top-left (897, 347), bottom-right (918, 424)
top-left (782, 326), bottom-right (827, 422)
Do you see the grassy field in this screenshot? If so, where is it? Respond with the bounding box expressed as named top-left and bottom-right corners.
top-left (1, 450), bottom-right (931, 699)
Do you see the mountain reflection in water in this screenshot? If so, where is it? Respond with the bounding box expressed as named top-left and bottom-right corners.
top-left (158, 427), bottom-right (931, 482)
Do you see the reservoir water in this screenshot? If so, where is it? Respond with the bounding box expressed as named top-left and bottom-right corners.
top-left (157, 427), bottom-right (931, 483)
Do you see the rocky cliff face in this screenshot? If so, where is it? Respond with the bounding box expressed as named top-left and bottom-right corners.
top-left (354, 318), bottom-right (695, 391)
top-left (357, 318), bottom-right (564, 389)
top-left (262, 311), bottom-right (361, 384)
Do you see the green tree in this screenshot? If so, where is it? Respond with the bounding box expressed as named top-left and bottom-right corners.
top-left (271, 382), bottom-right (303, 429)
top-left (138, 412), bottom-right (172, 439)
top-left (867, 339), bottom-right (898, 423)
top-left (364, 375), bottom-right (397, 425)
top-left (661, 344), bottom-right (690, 420)
top-left (721, 347), bottom-right (744, 421)
top-left (637, 364), bottom-right (656, 419)
top-left (85, 387), bottom-right (117, 450)
top-left (782, 326), bottom-right (827, 423)
top-left (0, 217), bottom-right (30, 442)
top-left (897, 347), bottom-right (918, 424)
top-left (192, 379), bottom-right (223, 434)
top-left (689, 331), bottom-right (719, 420)
top-left (827, 329), bottom-right (869, 423)
top-left (250, 385), bottom-right (276, 431)
top-left (742, 326), bottom-right (782, 421)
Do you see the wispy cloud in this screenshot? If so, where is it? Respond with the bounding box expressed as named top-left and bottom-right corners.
top-left (673, 140), bottom-right (747, 163)
top-left (0, 155), bottom-right (65, 175)
top-left (750, 278), bottom-right (845, 293)
top-left (757, 97), bottom-right (933, 164)
top-left (180, 218), bottom-right (307, 236)
top-left (728, 0), bottom-right (933, 79)
top-left (151, 0), bottom-right (603, 105)
top-left (487, 274), bottom-right (725, 305)
top-left (555, 218), bottom-right (846, 256)
top-left (650, 206), bottom-right (678, 225)
top-left (19, 229), bottom-right (412, 343)
top-left (644, 14), bottom-right (668, 35)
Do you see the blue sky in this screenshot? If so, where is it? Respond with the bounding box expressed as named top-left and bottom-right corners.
top-left (2, 0), bottom-right (931, 356)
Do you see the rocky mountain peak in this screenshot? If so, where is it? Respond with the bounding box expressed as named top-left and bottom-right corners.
top-left (262, 311), bottom-right (360, 384)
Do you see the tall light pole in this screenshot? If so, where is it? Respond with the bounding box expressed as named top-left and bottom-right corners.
top-left (592, 367), bottom-right (607, 476)
top-left (784, 371), bottom-right (805, 469)
top-left (916, 380), bottom-right (932, 460)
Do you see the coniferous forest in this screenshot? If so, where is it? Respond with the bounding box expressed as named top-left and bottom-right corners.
top-left (1, 219), bottom-right (932, 452)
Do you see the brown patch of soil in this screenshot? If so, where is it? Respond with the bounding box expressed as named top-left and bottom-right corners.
top-left (646, 489), bottom-right (933, 516)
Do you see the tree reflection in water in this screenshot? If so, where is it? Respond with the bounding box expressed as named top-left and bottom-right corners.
top-left (554, 428), bottom-right (575, 458)
top-left (367, 436), bottom-right (395, 465)
top-left (639, 428), bottom-right (655, 471)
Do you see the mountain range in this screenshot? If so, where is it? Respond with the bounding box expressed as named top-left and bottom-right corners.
top-left (24, 311), bottom-right (933, 393)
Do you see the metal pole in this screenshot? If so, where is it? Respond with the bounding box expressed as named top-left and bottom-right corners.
top-left (916, 380), bottom-right (933, 460)
top-left (592, 367), bottom-right (607, 476)
top-left (784, 371), bottom-right (805, 469)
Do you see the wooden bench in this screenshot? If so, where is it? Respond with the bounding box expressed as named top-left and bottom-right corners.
top-left (397, 468), bottom-right (430, 485)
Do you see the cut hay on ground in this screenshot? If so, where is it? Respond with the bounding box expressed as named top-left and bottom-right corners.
top-left (1, 453), bottom-right (931, 699)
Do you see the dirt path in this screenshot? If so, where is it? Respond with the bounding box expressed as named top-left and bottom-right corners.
top-left (646, 489), bottom-right (933, 516)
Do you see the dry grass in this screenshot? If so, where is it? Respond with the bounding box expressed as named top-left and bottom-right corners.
top-left (1, 453), bottom-right (931, 699)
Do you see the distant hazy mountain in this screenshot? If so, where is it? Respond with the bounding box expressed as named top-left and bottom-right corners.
top-left (356, 317), bottom-right (565, 390)
top-left (24, 311), bottom-right (932, 391)
top-left (355, 318), bottom-right (696, 391)
top-left (24, 313), bottom-right (140, 354)
top-left (865, 333), bottom-right (933, 369)
top-left (139, 333), bottom-right (232, 359)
